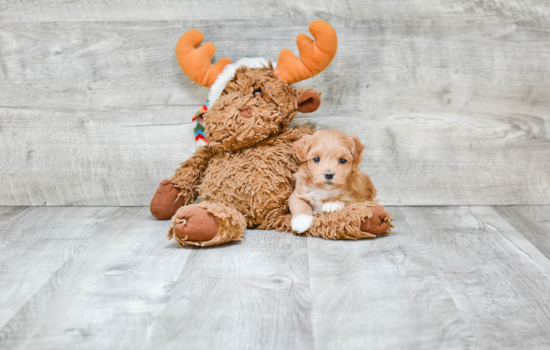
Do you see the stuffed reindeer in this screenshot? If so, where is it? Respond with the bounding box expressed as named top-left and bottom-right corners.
top-left (150, 21), bottom-right (392, 246)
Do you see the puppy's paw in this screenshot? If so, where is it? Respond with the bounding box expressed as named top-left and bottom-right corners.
top-left (291, 215), bottom-right (314, 233)
top-left (322, 201), bottom-right (345, 213)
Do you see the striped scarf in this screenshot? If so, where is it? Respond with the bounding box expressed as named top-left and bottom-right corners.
top-left (192, 100), bottom-right (209, 147)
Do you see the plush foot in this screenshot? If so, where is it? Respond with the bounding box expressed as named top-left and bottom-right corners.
top-left (360, 203), bottom-right (393, 235)
top-left (150, 180), bottom-right (185, 220)
top-left (173, 205), bottom-right (219, 242)
top-left (167, 203), bottom-right (247, 247)
top-left (299, 202), bottom-right (392, 240)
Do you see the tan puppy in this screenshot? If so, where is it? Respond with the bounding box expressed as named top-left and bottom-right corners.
top-left (290, 130), bottom-right (377, 233)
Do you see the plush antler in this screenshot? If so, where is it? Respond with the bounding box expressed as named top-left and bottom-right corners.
top-left (274, 21), bottom-right (338, 84)
top-left (176, 30), bottom-right (232, 87)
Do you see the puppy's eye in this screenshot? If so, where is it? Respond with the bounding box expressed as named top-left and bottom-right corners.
top-left (313, 157), bottom-right (320, 163)
top-left (253, 89), bottom-right (262, 97)
top-left (339, 158), bottom-right (347, 164)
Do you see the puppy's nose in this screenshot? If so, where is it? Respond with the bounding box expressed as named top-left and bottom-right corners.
top-left (238, 106), bottom-right (252, 118)
top-left (324, 172), bottom-right (334, 180)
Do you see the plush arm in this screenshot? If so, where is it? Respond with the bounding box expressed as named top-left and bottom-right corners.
top-left (170, 146), bottom-right (214, 205)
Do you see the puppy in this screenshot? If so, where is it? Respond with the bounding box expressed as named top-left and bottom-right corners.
top-left (289, 130), bottom-right (377, 233)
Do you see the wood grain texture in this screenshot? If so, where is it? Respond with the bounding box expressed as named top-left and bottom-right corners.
top-left (0, 107), bottom-right (195, 206)
top-left (307, 208), bottom-right (474, 350)
top-left (400, 206), bottom-right (550, 349)
top-left (1, 205), bottom-right (550, 348)
top-left (1, 0), bottom-right (549, 22)
top-left (1, 12), bottom-right (550, 206)
top-left (0, 206), bottom-right (28, 222)
top-left (0, 207), bottom-right (192, 350)
top-left (0, 207), bottom-right (117, 328)
top-left (493, 205), bottom-right (550, 260)
top-left (147, 229), bottom-right (313, 350)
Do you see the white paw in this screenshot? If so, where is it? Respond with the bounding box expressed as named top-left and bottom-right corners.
top-left (322, 201), bottom-right (345, 213)
top-left (291, 215), bottom-right (314, 233)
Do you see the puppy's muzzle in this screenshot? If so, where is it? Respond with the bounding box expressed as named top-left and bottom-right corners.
top-left (324, 172), bottom-right (334, 180)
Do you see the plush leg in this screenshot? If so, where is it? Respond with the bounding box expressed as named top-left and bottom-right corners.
top-left (167, 202), bottom-right (246, 247)
top-left (150, 180), bottom-right (185, 220)
top-left (291, 201), bottom-right (393, 240)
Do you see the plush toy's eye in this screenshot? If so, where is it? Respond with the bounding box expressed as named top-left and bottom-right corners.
top-left (339, 158), bottom-right (347, 164)
top-left (253, 89), bottom-right (262, 97)
top-left (313, 157), bottom-right (320, 163)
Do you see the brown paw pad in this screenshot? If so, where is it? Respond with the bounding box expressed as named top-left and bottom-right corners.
top-left (150, 180), bottom-right (185, 220)
top-left (360, 205), bottom-right (392, 235)
top-left (174, 206), bottom-right (219, 242)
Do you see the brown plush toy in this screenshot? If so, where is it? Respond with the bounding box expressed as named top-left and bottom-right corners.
top-left (150, 21), bottom-right (393, 247)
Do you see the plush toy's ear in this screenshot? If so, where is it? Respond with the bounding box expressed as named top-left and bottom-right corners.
top-left (346, 135), bottom-right (365, 164)
top-left (294, 135), bottom-right (316, 162)
top-left (297, 89), bottom-right (321, 113)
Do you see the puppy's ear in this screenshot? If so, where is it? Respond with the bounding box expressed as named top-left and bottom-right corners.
top-left (347, 135), bottom-right (365, 164)
top-left (294, 135), bottom-right (316, 162)
top-left (296, 89), bottom-right (321, 113)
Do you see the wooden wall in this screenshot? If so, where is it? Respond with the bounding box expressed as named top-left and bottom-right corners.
top-left (1, 0), bottom-right (549, 206)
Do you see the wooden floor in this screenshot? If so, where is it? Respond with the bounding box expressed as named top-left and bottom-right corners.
top-left (0, 206), bottom-right (549, 349)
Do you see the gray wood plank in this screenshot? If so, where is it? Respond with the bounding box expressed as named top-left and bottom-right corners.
top-left (1, 0), bottom-right (549, 22)
top-left (493, 205), bottom-right (550, 260)
top-left (0, 207), bottom-right (192, 350)
top-left (0, 107), bottom-right (195, 206)
top-left (0, 206), bottom-right (28, 222)
top-left (146, 229), bottom-right (313, 350)
top-left (400, 206), bottom-right (550, 349)
top-left (0, 207), bottom-right (118, 328)
top-left (3, 20), bottom-right (550, 113)
top-left (307, 208), bottom-right (474, 350)
top-left (1, 19), bottom-right (549, 206)
top-left (1, 205), bottom-right (550, 348)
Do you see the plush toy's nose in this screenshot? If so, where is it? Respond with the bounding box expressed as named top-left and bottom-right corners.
top-left (238, 106), bottom-right (252, 118)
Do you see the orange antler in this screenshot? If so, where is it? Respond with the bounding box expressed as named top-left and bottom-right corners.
top-left (175, 29), bottom-right (232, 87)
top-left (274, 21), bottom-right (338, 84)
